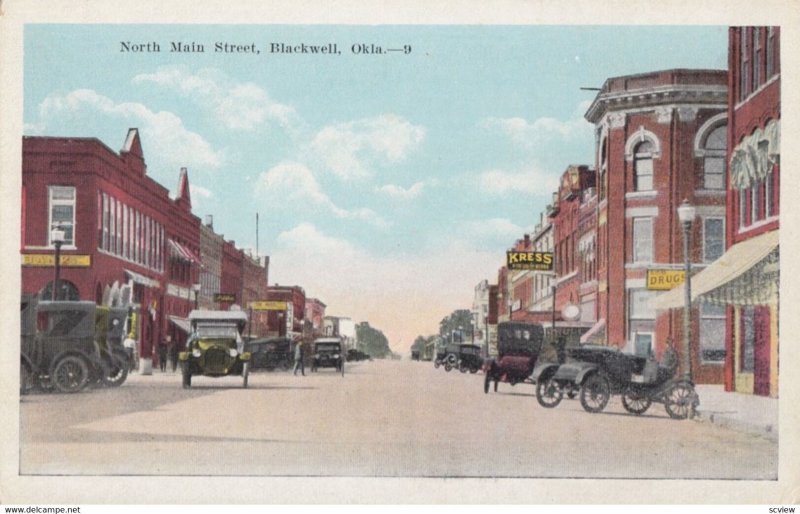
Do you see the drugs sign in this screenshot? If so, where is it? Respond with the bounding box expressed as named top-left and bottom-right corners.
top-left (506, 251), bottom-right (554, 271)
top-left (646, 270), bottom-right (685, 290)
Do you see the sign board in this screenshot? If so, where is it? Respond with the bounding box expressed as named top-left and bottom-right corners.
top-left (22, 254), bottom-right (91, 267)
top-left (646, 269), bottom-right (686, 290)
top-left (214, 293), bottom-right (237, 303)
top-left (506, 251), bottom-right (554, 271)
top-left (250, 300), bottom-right (287, 311)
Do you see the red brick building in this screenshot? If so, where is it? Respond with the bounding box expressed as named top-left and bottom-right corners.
top-left (585, 69), bottom-right (729, 384)
top-left (264, 285), bottom-right (306, 338)
top-left (304, 297), bottom-right (327, 337)
top-left (21, 129), bottom-right (201, 370)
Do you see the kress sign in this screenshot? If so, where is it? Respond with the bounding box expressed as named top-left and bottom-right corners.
top-left (506, 251), bottom-right (554, 271)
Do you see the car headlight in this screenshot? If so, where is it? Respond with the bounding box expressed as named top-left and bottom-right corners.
top-left (192, 349), bottom-right (202, 358)
top-left (229, 349), bottom-right (238, 358)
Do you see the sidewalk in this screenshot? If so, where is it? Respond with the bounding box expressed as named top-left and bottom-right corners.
top-left (693, 384), bottom-right (778, 442)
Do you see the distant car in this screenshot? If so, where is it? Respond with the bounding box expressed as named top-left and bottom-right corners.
top-left (311, 338), bottom-right (344, 375)
top-left (179, 309), bottom-right (251, 388)
top-left (346, 349), bottom-right (371, 362)
top-left (247, 336), bottom-right (292, 371)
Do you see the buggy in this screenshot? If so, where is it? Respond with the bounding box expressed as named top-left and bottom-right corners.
top-left (483, 322), bottom-right (545, 393)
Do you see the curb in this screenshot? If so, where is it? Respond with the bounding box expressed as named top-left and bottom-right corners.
top-left (694, 409), bottom-right (778, 442)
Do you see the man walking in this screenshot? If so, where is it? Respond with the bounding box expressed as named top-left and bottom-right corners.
top-left (293, 340), bottom-right (305, 376)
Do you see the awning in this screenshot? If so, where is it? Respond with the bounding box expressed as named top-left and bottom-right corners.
top-left (580, 318), bottom-right (606, 343)
top-left (168, 239), bottom-right (200, 263)
top-left (168, 315), bottom-right (192, 334)
top-left (125, 269), bottom-right (161, 289)
top-left (730, 119), bottom-right (780, 190)
top-left (651, 230), bottom-right (779, 310)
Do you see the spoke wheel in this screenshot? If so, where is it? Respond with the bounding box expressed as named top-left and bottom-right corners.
top-left (52, 356), bottom-right (89, 393)
top-left (621, 386), bottom-right (651, 415)
top-left (444, 362), bottom-right (453, 372)
top-left (536, 377), bottom-right (564, 408)
top-left (665, 382), bottom-right (697, 420)
top-left (102, 351), bottom-right (129, 387)
top-left (580, 373), bottom-right (610, 413)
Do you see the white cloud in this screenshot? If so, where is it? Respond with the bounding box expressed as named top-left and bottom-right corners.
top-left (477, 167), bottom-right (558, 196)
top-left (34, 89), bottom-right (223, 172)
top-left (377, 181), bottom-right (426, 200)
top-left (190, 184), bottom-right (213, 200)
top-left (309, 114), bottom-right (425, 180)
top-left (462, 218), bottom-right (530, 242)
top-left (133, 66), bottom-right (299, 132)
top-left (255, 162), bottom-right (387, 227)
top-left (270, 224), bottom-right (501, 350)
top-left (482, 105), bottom-right (593, 149)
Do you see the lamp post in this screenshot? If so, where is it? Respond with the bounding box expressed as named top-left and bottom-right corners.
top-left (677, 199), bottom-right (696, 381)
top-left (50, 226), bottom-right (66, 301)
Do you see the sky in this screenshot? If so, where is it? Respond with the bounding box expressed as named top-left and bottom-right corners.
top-left (23, 24), bottom-right (729, 351)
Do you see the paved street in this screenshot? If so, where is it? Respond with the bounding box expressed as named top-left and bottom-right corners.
top-left (19, 359), bottom-right (777, 479)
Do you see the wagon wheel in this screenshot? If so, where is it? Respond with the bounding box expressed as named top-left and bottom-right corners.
top-left (182, 362), bottom-right (192, 389)
top-left (52, 356), bottom-right (90, 393)
top-left (242, 362), bottom-right (250, 389)
top-left (580, 373), bottom-right (610, 413)
top-left (102, 351), bottom-right (129, 387)
top-left (536, 377), bottom-right (564, 408)
top-left (621, 386), bottom-right (651, 415)
top-left (664, 381), bottom-right (697, 420)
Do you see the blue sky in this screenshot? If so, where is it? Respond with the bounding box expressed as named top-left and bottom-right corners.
top-left (23, 24), bottom-right (728, 350)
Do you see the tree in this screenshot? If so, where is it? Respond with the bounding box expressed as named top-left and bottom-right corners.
top-left (438, 309), bottom-right (474, 342)
top-left (356, 322), bottom-right (392, 358)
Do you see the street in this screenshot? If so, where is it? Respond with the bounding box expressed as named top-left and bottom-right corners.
top-left (19, 359), bottom-right (777, 479)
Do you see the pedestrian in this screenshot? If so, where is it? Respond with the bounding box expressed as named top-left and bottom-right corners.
top-left (293, 340), bottom-right (305, 376)
top-left (158, 335), bottom-right (170, 372)
top-left (123, 335), bottom-right (137, 373)
top-left (169, 338), bottom-right (179, 373)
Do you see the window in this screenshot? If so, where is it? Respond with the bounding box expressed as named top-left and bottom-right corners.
top-left (633, 141), bottom-right (654, 191)
top-left (739, 189), bottom-right (748, 228)
top-left (700, 303), bottom-right (726, 363)
top-left (740, 28), bottom-right (750, 101)
top-left (753, 27), bottom-right (762, 91)
top-left (632, 217), bottom-right (653, 263)
top-left (703, 217), bottom-right (725, 262)
top-left (766, 27), bottom-right (776, 78)
top-left (629, 290), bottom-right (656, 352)
top-left (703, 125), bottom-right (727, 189)
top-left (752, 181), bottom-right (763, 223)
top-left (49, 186), bottom-right (76, 246)
top-left (599, 140), bottom-right (608, 200)
top-left (741, 305), bottom-right (755, 372)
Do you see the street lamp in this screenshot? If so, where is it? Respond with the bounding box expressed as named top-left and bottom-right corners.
top-left (50, 226), bottom-right (66, 301)
top-left (677, 198), bottom-right (696, 381)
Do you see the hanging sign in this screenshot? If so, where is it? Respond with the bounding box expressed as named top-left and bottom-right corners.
top-left (507, 251), bottom-right (554, 271)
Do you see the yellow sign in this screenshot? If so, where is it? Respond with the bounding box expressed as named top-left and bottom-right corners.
top-left (647, 269), bottom-right (686, 290)
top-left (507, 251), bottom-right (554, 271)
top-left (250, 301), bottom-right (287, 311)
top-left (22, 254), bottom-right (91, 267)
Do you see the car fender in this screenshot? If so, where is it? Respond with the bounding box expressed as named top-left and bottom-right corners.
top-left (531, 362), bottom-right (560, 382)
top-left (48, 349), bottom-right (93, 374)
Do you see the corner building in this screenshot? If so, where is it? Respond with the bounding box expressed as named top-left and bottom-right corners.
top-left (585, 69), bottom-right (728, 384)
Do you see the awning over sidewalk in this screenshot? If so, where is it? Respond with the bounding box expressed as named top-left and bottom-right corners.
top-left (168, 239), bottom-right (200, 263)
top-left (651, 230), bottom-right (779, 309)
top-left (125, 269), bottom-right (161, 289)
top-left (168, 315), bottom-right (192, 334)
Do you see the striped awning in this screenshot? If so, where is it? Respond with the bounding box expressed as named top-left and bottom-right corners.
top-left (168, 315), bottom-right (192, 334)
top-left (651, 230), bottom-right (779, 309)
top-left (168, 239), bottom-right (200, 263)
top-left (730, 119), bottom-right (780, 190)
top-left (125, 269), bottom-right (161, 289)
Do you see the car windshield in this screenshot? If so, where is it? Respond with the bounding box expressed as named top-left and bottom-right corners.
top-left (316, 343), bottom-right (340, 352)
top-left (196, 323), bottom-right (240, 339)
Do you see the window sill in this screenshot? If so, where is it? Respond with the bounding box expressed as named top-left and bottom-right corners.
top-left (625, 191), bottom-right (658, 200)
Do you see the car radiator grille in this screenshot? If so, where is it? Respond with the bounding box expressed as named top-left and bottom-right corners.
top-left (204, 348), bottom-right (229, 371)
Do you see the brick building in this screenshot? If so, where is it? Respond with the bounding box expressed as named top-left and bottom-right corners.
top-left (585, 69), bottom-right (729, 384)
top-left (21, 129), bottom-right (201, 371)
top-left (265, 285), bottom-right (306, 338)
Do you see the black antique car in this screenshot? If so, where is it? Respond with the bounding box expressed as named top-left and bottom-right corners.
top-left (347, 349), bottom-right (371, 362)
top-left (433, 343), bottom-right (460, 371)
top-left (247, 336), bottom-right (292, 371)
top-left (456, 344), bottom-right (483, 373)
top-left (311, 338), bottom-right (345, 375)
top-left (20, 296), bottom-right (131, 394)
top-left (484, 322), bottom-right (545, 393)
top-left (179, 309), bottom-right (251, 388)
top-left (533, 343), bottom-right (698, 419)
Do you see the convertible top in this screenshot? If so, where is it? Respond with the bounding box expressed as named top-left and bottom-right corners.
top-left (188, 309), bottom-right (249, 323)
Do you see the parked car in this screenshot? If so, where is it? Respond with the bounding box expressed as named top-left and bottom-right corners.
top-left (247, 336), bottom-right (292, 371)
top-left (311, 338), bottom-right (344, 375)
top-left (484, 322), bottom-right (545, 393)
top-left (456, 344), bottom-right (483, 373)
top-left (347, 349), bottom-right (372, 362)
top-left (434, 343), bottom-right (460, 371)
top-left (179, 309), bottom-right (251, 388)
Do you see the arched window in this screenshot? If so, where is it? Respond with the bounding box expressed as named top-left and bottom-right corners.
top-left (40, 280), bottom-right (80, 301)
top-left (633, 141), bottom-right (654, 191)
top-left (703, 125), bottom-right (727, 189)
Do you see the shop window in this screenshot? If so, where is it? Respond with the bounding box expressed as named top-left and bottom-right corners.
top-left (700, 303), bottom-right (726, 363)
top-left (49, 186), bottom-right (75, 246)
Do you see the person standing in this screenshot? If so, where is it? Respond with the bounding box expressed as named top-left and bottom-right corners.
top-left (168, 337), bottom-right (179, 372)
top-left (158, 335), bottom-right (170, 372)
top-left (293, 340), bottom-right (305, 376)
top-left (123, 335), bottom-right (137, 373)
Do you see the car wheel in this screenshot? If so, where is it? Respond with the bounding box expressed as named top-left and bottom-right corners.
top-left (52, 356), bottom-right (90, 393)
top-left (469, 367), bottom-right (478, 374)
top-left (580, 373), bottom-right (610, 413)
top-left (444, 362), bottom-right (453, 372)
top-left (664, 381), bottom-right (697, 420)
top-left (536, 376), bottom-right (564, 408)
top-left (621, 386), bottom-right (651, 415)
top-left (182, 362), bottom-right (192, 389)
top-left (101, 350), bottom-right (129, 387)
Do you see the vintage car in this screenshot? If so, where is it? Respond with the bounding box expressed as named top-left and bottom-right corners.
top-left (179, 309), bottom-right (251, 388)
top-left (456, 344), bottom-right (483, 373)
top-left (247, 336), bottom-right (292, 371)
top-left (533, 343), bottom-right (698, 419)
top-left (311, 338), bottom-right (344, 375)
top-left (347, 349), bottom-right (372, 362)
top-left (433, 343), bottom-right (460, 371)
top-left (484, 322), bottom-right (545, 393)
top-left (20, 296), bottom-right (132, 394)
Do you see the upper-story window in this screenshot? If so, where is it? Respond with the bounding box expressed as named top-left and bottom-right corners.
top-left (633, 141), bottom-right (654, 192)
top-left (766, 27), bottom-right (776, 78)
top-left (703, 217), bottom-right (725, 262)
top-left (632, 217), bottom-right (653, 263)
top-left (740, 28), bottom-right (750, 102)
top-left (703, 125), bottom-right (727, 190)
top-left (753, 27), bottom-right (762, 92)
top-left (48, 186), bottom-right (75, 246)
top-left (599, 139), bottom-right (608, 200)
